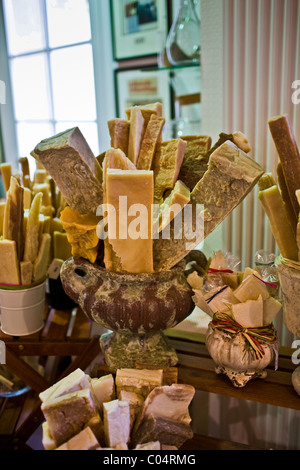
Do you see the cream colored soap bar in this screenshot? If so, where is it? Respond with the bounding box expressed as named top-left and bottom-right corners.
top-left (154, 180), bottom-right (190, 233)
top-left (39, 368), bottom-right (91, 403)
top-left (106, 169), bottom-right (154, 273)
top-left (116, 368), bottom-right (163, 398)
top-left (205, 286), bottom-right (240, 314)
top-left (0, 202), bottom-right (5, 237)
top-left (263, 296), bottom-right (282, 326)
top-left (0, 163), bottom-right (12, 192)
top-left (56, 427), bottom-right (100, 450)
top-left (234, 274), bottom-right (270, 302)
top-left (103, 400), bottom-right (130, 448)
top-left (53, 231), bottom-right (72, 261)
top-left (23, 192), bottom-right (43, 263)
top-left (136, 115), bottom-right (165, 171)
top-left (107, 119), bottom-right (130, 156)
top-left (128, 106), bottom-right (145, 165)
top-left (33, 233), bottom-right (51, 282)
top-left (20, 260), bottom-right (33, 285)
top-left (0, 239), bottom-right (20, 284)
top-left (90, 374), bottom-right (115, 410)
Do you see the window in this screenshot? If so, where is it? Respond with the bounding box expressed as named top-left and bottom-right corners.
top-left (2, 0), bottom-right (100, 175)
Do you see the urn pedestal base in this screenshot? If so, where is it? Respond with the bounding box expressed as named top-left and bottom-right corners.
top-left (215, 364), bottom-right (267, 388)
top-left (100, 329), bottom-right (178, 372)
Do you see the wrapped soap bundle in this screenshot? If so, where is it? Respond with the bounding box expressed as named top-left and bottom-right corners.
top-left (40, 366), bottom-right (195, 450)
top-left (189, 251), bottom-right (281, 387)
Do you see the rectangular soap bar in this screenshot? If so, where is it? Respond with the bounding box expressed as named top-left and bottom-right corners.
top-left (23, 192), bottom-right (43, 263)
top-left (90, 374), bottom-right (115, 411)
top-left (232, 295), bottom-right (264, 328)
top-left (115, 368), bottom-right (163, 398)
top-left (178, 134), bottom-right (212, 189)
top-left (153, 140), bottom-right (265, 271)
top-left (103, 400), bottom-right (130, 448)
top-left (107, 119), bottom-right (130, 155)
top-left (20, 260), bottom-right (33, 285)
top-left (0, 239), bottom-right (20, 284)
top-left (127, 106), bottom-right (145, 165)
top-left (39, 368), bottom-right (91, 403)
top-left (33, 233), bottom-right (51, 282)
top-left (106, 169), bottom-right (154, 273)
top-left (154, 180), bottom-right (190, 233)
top-left (234, 274), bottom-right (270, 302)
top-left (32, 127), bottom-right (103, 215)
top-left (136, 115), bottom-right (166, 171)
top-left (269, 114), bottom-right (300, 218)
top-left (0, 201), bottom-right (5, 237)
top-left (0, 163), bottom-right (12, 192)
top-left (56, 427), bottom-right (100, 450)
top-left (152, 139), bottom-right (186, 204)
top-left (53, 231), bottom-right (72, 261)
top-left (3, 176), bottom-right (24, 260)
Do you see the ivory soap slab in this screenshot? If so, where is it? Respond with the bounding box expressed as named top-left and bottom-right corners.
top-left (106, 169), bottom-right (154, 273)
top-left (108, 119), bottom-right (130, 155)
top-left (0, 239), bottom-right (20, 284)
top-left (103, 400), bottom-right (130, 448)
top-left (39, 368), bottom-right (90, 403)
top-left (32, 127), bottom-right (103, 215)
top-left (56, 427), bottom-right (100, 450)
top-left (153, 141), bottom-right (264, 271)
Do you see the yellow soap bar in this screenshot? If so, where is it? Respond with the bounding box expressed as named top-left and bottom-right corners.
top-left (20, 260), bottom-right (33, 285)
top-left (33, 183), bottom-right (51, 206)
top-left (3, 176), bottom-right (24, 260)
top-left (0, 163), bottom-right (12, 192)
top-left (107, 119), bottom-right (130, 155)
top-left (23, 187), bottom-right (32, 210)
top-left (53, 231), bottom-right (72, 261)
top-left (127, 106), bottom-right (145, 165)
top-left (258, 185), bottom-right (298, 260)
top-left (0, 202), bottom-right (5, 237)
top-left (106, 169), bottom-right (154, 273)
top-left (136, 115), bottom-right (165, 171)
top-left (154, 180), bottom-right (190, 233)
top-left (0, 239), bottom-right (20, 285)
top-left (152, 139), bottom-right (187, 204)
top-left (23, 192), bottom-right (43, 263)
top-left (33, 233), bottom-right (51, 282)
top-left (234, 274), bottom-right (270, 302)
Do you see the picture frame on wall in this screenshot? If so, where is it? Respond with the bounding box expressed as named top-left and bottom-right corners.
top-left (115, 67), bottom-right (172, 125)
top-left (110, 0), bottom-right (168, 60)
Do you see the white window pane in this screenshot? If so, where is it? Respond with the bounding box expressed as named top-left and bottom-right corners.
top-left (16, 122), bottom-right (54, 176)
top-left (46, 0), bottom-right (91, 48)
top-left (3, 0), bottom-right (45, 56)
top-left (10, 54), bottom-right (51, 120)
top-left (50, 45), bottom-right (96, 121)
top-left (55, 121), bottom-right (99, 155)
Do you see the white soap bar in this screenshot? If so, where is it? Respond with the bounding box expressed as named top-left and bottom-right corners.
top-left (103, 399), bottom-right (130, 448)
top-left (232, 295), bottom-right (264, 328)
top-left (39, 368), bottom-right (90, 403)
top-left (234, 274), bottom-right (269, 302)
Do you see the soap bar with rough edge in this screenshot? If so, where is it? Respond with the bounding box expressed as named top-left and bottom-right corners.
top-left (32, 182), bottom-right (51, 206)
top-left (53, 231), bottom-right (72, 261)
top-left (153, 140), bottom-right (265, 271)
top-left (32, 127), bottom-right (103, 215)
top-left (126, 102), bottom-right (163, 126)
top-left (268, 114), bottom-right (300, 218)
top-left (131, 413), bottom-right (193, 450)
top-left (23, 192), bottom-right (43, 263)
top-left (102, 148), bottom-right (136, 271)
top-left (33, 232), bottom-right (51, 282)
top-left (118, 390), bottom-right (144, 430)
top-left (154, 180), bottom-right (190, 234)
top-left (107, 118), bottom-right (130, 155)
top-left (115, 368), bottom-right (163, 398)
top-left (39, 368), bottom-right (91, 404)
top-left (0, 201), bottom-right (6, 237)
top-left (41, 388), bottom-right (98, 447)
top-left (136, 115), bottom-right (166, 170)
top-left (103, 399), bottom-right (131, 448)
top-left (258, 173), bottom-right (276, 191)
top-left (0, 239), bottom-right (20, 284)
top-left (106, 169), bottom-right (154, 273)
top-left (234, 274), bottom-right (270, 302)
top-left (277, 162), bottom-right (297, 235)
top-left (152, 139), bottom-right (187, 205)
top-left (18, 157), bottom-right (30, 183)
top-left (258, 185), bottom-right (298, 260)
top-left (56, 427), bottom-right (100, 450)
top-left (20, 260), bottom-right (33, 285)
top-left (90, 374), bottom-right (115, 411)
top-left (127, 106), bottom-right (145, 165)
top-left (0, 163), bottom-right (12, 192)
top-left (178, 134), bottom-right (212, 189)
top-left (23, 187), bottom-right (32, 210)
top-left (3, 176), bottom-right (24, 260)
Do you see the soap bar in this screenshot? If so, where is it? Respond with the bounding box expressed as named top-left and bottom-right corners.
top-left (23, 192), bottom-right (43, 263)
top-left (41, 388), bottom-right (98, 446)
top-left (127, 106), bottom-right (145, 165)
top-left (131, 413), bottom-right (193, 450)
top-left (33, 182), bottom-right (51, 206)
top-left (118, 390), bottom-right (144, 430)
top-left (154, 180), bottom-right (190, 233)
top-left (103, 400), bottom-right (130, 448)
top-left (232, 295), bottom-right (264, 328)
top-left (0, 163), bottom-right (12, 192)
top-left (106, 169), bottom-right (154, 273)
top-left (277, 162), bottom-right (297, 235)
top-left (205, 286), bottom-right (240, 315)
top-left (90, 374), bottom-right (115, 411)
top-left (33, 233), bottom-right (51, 282)
top-left (153, 140), bottom-right (264, 271)
top-left (107, 119), bottom-right (130, 155)
top-left (136, 115), bottom-right (166, 170)
top-left (178, 135), bottom-right (212, 189)
top-left (32, 127), bottom-right (103, 215)
top-left (53, 231), bottom-right (72, 261)
top-left (20, 260), bottom-right (33, 285)
top-left (135, 441), bottom-right (161, 450)
top-left (263, 296), bottom-right (282, 326)
top-left (3, 176), bottom-right (24, 260)
top-left (0, 201), bottom-right (5, 237)
top-left (234, 274), bottom-right (270, 302)
top-left (268, 114), bottom-right (300, 218)
top-left (152, 139), bottom-right (186, 204)
top-left (126, 102), bottom-right (163, 126)
top-left (56, 427), bottom-right (100, 451)
top-left (23, 187), bottom-right (32, 210)
top-left (39, 368), bottom-right (90, 403)
top-left (115, 368), bottom-right (163, 398)
top-left (134, 383), bottom-right (195, 433)
top-left (258, 185), bottom-right (298, 260)
top-left (0, 239), bottom-right (20, 284)
top-left (18, 157), bottom-right (30, 182)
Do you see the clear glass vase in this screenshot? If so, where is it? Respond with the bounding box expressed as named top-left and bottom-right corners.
top-left (166, 0), bottom-right (201, 67)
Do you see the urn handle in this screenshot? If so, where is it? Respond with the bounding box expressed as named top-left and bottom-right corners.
top-left (60, 257), bottom-right (102, 302)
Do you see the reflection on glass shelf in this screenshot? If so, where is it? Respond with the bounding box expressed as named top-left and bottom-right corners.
top-left (0, 365), bottom-right (30, 398)
top-left (164, 118), bottom-right (202, 139)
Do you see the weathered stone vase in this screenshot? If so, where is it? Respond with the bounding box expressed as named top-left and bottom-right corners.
top-left (60, 257), bottom-right (195, 371)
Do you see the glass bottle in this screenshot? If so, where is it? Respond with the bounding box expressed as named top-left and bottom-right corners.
top-left (166, 0), bottom-right (201, 67)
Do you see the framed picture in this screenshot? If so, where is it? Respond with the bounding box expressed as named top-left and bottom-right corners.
top-left (115, 68), bottom-right (172, 124)
top-left (111, 0), bottom-right (168, 60)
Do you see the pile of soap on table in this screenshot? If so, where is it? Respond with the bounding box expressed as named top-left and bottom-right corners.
top-left (40, 367), bottom-right (195, 451)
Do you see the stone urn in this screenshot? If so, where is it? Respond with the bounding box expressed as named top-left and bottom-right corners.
top-left (60, 257), bottom-right (195, 371)
top-left (205, 323), bottom-right (279, 387)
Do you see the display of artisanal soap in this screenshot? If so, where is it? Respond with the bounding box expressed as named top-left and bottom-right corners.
top-left (39, 367), bottom-right (195, 450)
top-left (0, 159), bottom-right (72, 286)
top-left (258, 114), bottom-right (300, 262)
